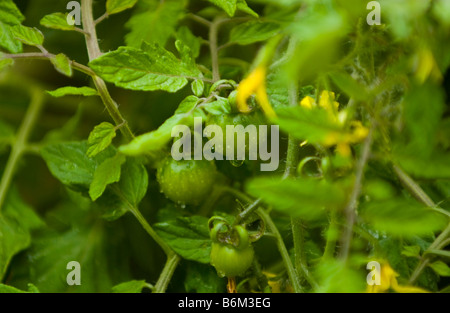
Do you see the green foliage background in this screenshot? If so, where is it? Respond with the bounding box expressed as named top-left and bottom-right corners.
top-left (0, 0), bottom-right (449, 293)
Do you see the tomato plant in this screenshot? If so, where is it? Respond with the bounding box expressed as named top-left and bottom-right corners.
top-left (0, 0), bottom-right (450, 295)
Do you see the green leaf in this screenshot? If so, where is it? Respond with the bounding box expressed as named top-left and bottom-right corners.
top-left (191, 80), bottom-right (204, 97)
top-left (394, 152), bottom-right (450, 179)
top-left (229, 21), bottom-right (281, 45)
top-left (41, 141), bottom-right (116, 189)
top-left (125, 0), bottom-right (185, 48)
top-left (0, 188), bottom-right (43, 280)
top-left (276, 106), bottom-right (342, 144)
top-left (89, 45), bottom-right (201, 92)
top-left (176, 26), bottom-right (201, 59)
top-left (0, 58), bottom-right (14, 71)
top-left (87, 122), bottom-right (117, 158)
top-left (11, 25), bottom-right (44, 47)
top-left (154, 216), bottom-right (211, 263)
top-left (89, 154), bottom-right (126, 201)
top-left (246, 177), bottom-right (346, 220)
top-left (50, 53), bottom-right (73, 77)
top-left (236, 0), bottom-right (258, 17)
top-left (401, 245), bottom-right (421, 257)
top-left (360, 198), bottom-right (446, 236)
top-left (429, 261), bottom-right (450, 277)
top-left (120, 96), bottom-right (200, 156)
top-left (40, 13), bottom-right (75, 31)
top-left (0, 283), bottom-right (39, 293)
top-left (112, 280), bottom-right (150, 293)
top-left (107, 0), bottom-right (138, 15)
top-left (204, 97), bottom-right (231, 115)
top-left (0, 0), bottom-right (24, 53)
top-left (116, 158), bottom-right (148, 208)
top-left (205, 0), bottom-right (237, 17)
top-left (185, 262), bottom-right (226, 293)
top-left (47, 86), bottom-right (98, 98)
top-left (329, 71), bottom-right (369, 101)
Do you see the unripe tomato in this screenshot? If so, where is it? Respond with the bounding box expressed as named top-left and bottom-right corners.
top-left (156, 157), bottom-right (218, 206)
top-left (210, 242), bottom-right (254, 278)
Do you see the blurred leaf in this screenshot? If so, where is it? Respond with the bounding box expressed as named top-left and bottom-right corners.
top-left (0, 118), bottom-right (14, 152)
top-left (0, 283), bottom-right (39, 293)
top-left (0, 188), bottom-right (43, 280)
top-left (246, 177), bottom-right (346, 220)
top-left (401, 245), bottom-right (421, 258)
top-left (185, 262), bottom-right (226, 293)
top-left (425, 249), bottom-right (450, 258)
top-left (50, 53), bottom-right (73, 77)
top-left (107, 0), bottom-right (138, 15)
top-left (236, 0), bottom-right (258, 17)
top-left (0, 0), bottom-right (24, 53)
top-left (89, 154), bottom-right (126, 201)
top-left (432, 0), bottom-right (450, 27)
top-left (40, 13), bottom-right (75, 31)
top-left (176, 26), bottom-right (201, 59)
top-left (125, 0), bottom-right (185, 48)
top-left (205, 0), bottom-right (237, 17)
top-left (0, 58), bottom-right (14, 71)
top-left (315, 259), bottom-right (366, 292)
top-left (154, 216), bottom-right (211, 264)
top-left (229, 21), bottom-right (281, 45)
top-left (394, 153), bottom-right (450, 179)
top-left (191, 79), bottom-right (204, 97)
top-left (11, 25), bottom-right (43, 47)
top-left (89, 45), bottom-right (201, 92)
top-left (87, 122), bottom-right (117, 158)
top-left (41, 141), bottom-right (116, 189)
top-left (360, 198), bottom-right (446, 236)
top-left (47, 87), bottom-right (98, 98)
top-left (429, 261), bottom-right (450, 277)
top-left (329, 71), bottom-right (369, 101)
top-left (111, 280), bottom-right (149, 293)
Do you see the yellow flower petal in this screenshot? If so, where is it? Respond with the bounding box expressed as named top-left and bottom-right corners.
top-left (237, 66), bottom-right (266, 113)
top-left (319, 90), bottom-right (339, 112)
top-left (256, 83), bottom-right (276, 118)
top-left (300, 96), bottom-right (315, 109)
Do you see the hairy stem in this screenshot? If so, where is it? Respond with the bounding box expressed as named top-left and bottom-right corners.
top-left (0, 88), bottom-right (44, 211)
top-left (339, 128), bottom-right (373, 261)
top-left (209, 18), bottom-right (225, 82)
top-left (154, 253), bottom-right (181, 293)
top-left (81, 0), bottom-right (134, 142)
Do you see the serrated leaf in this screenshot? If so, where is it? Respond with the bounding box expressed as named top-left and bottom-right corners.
top-left (401, 245), bottom-right (421, 257)
top-left (125, 0), bottom-right (185, 48)
top-left (360, 198), bottom-right (446, 236)
top-left (191, 80), bottom-right (205, 97)
top-left (89, 45), bottom-right (201, 92)
top-left (0, 0), bottom-right (24, 53)
top-left (41, 141), bottom-right (116, 190)
top-left (205, 0), bottom-right (237, 17)
top-left (50, 53), bottom-right (72, 77)
top-left (107, 0), bottom-right (138, 15)
top-left (40, 13), bottom-right (75, 31)
top-left (116, 158), bottom-right (148, 208)
top-left (89, 154), bottom-right (126, 201)
top-left (246, 177), bottom-right (346, 220)
top-left (229, 21), bottom-right (281, 45)
top-left (236, 0), bottom-right (258, 17)
top-left (154, 216), bottom-right (211, 263)
top-left (11, 25), bottom-right (44, 47)
top-left (47, 86), bottom-right (98, 98)
top-left (0, 188), bottom-right (43, 280)
top-left (87, 122), bottom-right (117, 158)
top-left (112, 280), bottom-right (149, 293)
top-left (120, 96), bottom-right (199, 156)
top-left (429, 261), bottom-right (450, 277)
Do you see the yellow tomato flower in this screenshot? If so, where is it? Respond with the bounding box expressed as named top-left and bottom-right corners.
top-left (367, 262), bottom-right (429, 293)
top-left (237, 66), bottom-right (276, 118)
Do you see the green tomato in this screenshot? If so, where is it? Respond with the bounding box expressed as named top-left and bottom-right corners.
top-left (210, 242), bottom-right (254, 278)
top-left (156, 157), bottom-right (217, 206)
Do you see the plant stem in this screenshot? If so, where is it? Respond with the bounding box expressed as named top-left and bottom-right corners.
top-left (209, 18), bottom-right (225, 82)
top-left (154, 253), bottom-right (181, 293)
top-left (339, 127), bottom-right (373, 261)
top-left (81, 0), bottom-right (134, 142)
top-left (0, 88), bottom-right (44, 211)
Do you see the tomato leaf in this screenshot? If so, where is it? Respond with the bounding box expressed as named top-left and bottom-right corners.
top-left (46, 86), bottom-right (98, 98)
top-left (0, 0), bottom-right (24, 53)
top-left (87, 122), bottom-right (117, 158)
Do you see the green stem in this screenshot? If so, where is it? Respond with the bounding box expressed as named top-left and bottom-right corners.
top-left (209, 18), bottom-right (226, 82)
top-left (81, 0), bottom-right (134, 142)
top-left (0, 88), bottom-right (44, 211)
top-left (154, 253), bottom-right (181, 293)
